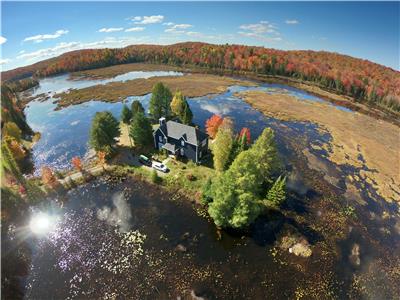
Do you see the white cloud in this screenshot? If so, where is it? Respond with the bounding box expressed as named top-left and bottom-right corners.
top-left (16, 36), bottom-right (150, 63)
top-left (239, 22), bottom-right (278, 35)
top-left (171, 24), bottom-right (192, 29)
top-left (125, 27), bottom-right (145, 32)
top-left (23, 29), bottom-right (69, 43)
top-left (18, 50), bottom-right (26, 54)
top-left (165, 28), bottom-right (185, 34)
top-left (0, 58), bottom-right (11, 65)
top-left (98, 27), bottom-right (124, 33)
top-left (0, 36), bottom-right (7, 45)
top-left (133, 15), bottom-right (164, 24)
top-left (285, 19), bottom-right (299, 25)
top-left (238, 21), bottom-right (282, 44)
top-left (164, 23), bottom-right (193, 35)
top-left (162, 22), bottom-right (174, 26)
top-left (238, 32), bottom-right (282, 43)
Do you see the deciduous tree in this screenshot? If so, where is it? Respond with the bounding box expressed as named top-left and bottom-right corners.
top-left (205, 115), bottom-right (223, 139)
top-left (212, 118), bottom-right (234, 172)
top-left (71, 156), bottom-right (83, 172)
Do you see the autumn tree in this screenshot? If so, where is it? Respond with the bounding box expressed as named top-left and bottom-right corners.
top-left (212, 118), bottom-right (234, 172)
top-left (41, 166), bottom-right (59, 189)
top-left (120, 105), bottom-right (132, 124)
top-left (205, 114), bottom-right (223, 139)
top-left (97, 151), bottom-right (106, 169)
top-left (89, 111), bottom-right (120, 155)
top-left (71, 156), bottom-right (83, 172)
top-left (149, 82), bottom-right (172, 120)
top-left (171, 91), bottom-right (193, 124)
top-left (129, 111), bottom-right (153, 147)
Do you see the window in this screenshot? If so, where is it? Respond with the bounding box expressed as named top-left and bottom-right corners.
top-left (181, 140), bottom-right (185, 146)
top-left (159, 136), bottom-right (163, 142)
top-left (202, 139), bottom-right (207, 147)
top-left (199, 151), bottom-right (202, 158)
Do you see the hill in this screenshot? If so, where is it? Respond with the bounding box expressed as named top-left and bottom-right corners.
top-left (2, 42), bottom-right (400, 112)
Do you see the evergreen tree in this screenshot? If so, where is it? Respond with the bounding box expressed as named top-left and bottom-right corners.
top-left (265, 176), bottom-right (286, 208)
top-left (181, 101), bottom-right (193, 125)
top-left (89, 111), bottom-right (120, 155)
top-left (131, 100), bottom-right (145, 118)
top-left (201, 178), bottom-right (213, 205)
top-left (208, 127), bottom-right (284, 229)
top-left (149, 82), bottom-right (172, 120)
top-left (129, 111), bottom-right (153, 147)
top-left (120, 104), bottom-right (132, 124)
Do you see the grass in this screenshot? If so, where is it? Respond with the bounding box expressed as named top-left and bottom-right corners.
top-left (54, 74), bottom-right (257, 109)
top-left (238, 90), bottom-right (400, 203)
top-left (163, 157), bottom-right (216, 200)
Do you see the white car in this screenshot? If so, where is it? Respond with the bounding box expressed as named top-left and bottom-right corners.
top-left (152, 161), bottom-right (169, 173)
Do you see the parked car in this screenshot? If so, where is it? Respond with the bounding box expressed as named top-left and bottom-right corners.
top-left (152, 161), bottom-right (169, 173)
top-left (139, 155), bottom-right (152, 166)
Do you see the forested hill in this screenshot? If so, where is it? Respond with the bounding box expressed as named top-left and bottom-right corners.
top-left (2, 42), bottom-right (400, 112)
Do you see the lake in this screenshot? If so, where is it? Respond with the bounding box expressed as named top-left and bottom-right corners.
top-left (12, 70), bottom-right (399, 299)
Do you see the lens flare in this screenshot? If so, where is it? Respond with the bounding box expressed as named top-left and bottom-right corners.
top-left (29, 213), bottom-right (54, 235)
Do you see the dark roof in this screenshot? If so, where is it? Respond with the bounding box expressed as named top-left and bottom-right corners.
top-left (162, 142), bottom-right (178, 153)
top-left (157, 120), bottom-right (208, 145)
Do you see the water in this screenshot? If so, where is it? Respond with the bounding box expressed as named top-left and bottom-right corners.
top-left (25, 76), bottom-right (348, 174)
top-left (10, 71), bottom-right (399, 298)
top-left (30, 71), bottom-right (184, 96)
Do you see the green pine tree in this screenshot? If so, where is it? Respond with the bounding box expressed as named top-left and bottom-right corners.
top-left (149, 82), bottom-right (172, 120)
top-left (265, 176), bottom-right (287, 208)
top-left (181, 102), bottom-right (193, 125)
top-left (131, 100), bottom-right (145, 119)
top-left (129, 112), bottom-right (153, 147)
top-left (121, 105), bottom-right (132, 124)
top-left (89, 111), bottom-right (120, 155)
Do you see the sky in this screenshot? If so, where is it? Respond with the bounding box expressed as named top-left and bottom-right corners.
top-left (1, 1), bottom-right (399, 71)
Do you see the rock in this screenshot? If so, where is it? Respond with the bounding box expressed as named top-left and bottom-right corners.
top-left (175, 244), bottom-right (187, 252)
top-left (289, 241), bottom-right (312, 257)
top-left (349, 243), bottom-right (360, 266)
top-left (181, 232), bottom-right (190, 240)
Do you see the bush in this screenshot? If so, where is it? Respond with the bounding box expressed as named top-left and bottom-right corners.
top-left (151, 170), bottom-right (162, 184)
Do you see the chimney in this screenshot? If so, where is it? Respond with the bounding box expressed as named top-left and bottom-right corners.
top-left (159, 117), bottom-right (166, 126)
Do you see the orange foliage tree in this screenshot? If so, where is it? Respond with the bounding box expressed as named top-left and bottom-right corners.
top-left (71, 156), bottom-right (83, 172)
top-left (41, 166), bottom-right (59, 189)
top-left (205, 114), bottom-right (223, 139)
top-left (97, 151), bottom-right (106, 169)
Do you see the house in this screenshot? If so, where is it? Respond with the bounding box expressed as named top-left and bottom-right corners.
top-left (153, 117), bottom-right (209, 163)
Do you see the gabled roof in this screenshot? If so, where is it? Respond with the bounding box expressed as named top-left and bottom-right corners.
top-left (157, 120), bottom-right (208, 146)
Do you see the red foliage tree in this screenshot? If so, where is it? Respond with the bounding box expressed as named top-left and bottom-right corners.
top-left (239, 127), bottom-right (251, 145)
top-left (205, 114), bottom-right (223, 139)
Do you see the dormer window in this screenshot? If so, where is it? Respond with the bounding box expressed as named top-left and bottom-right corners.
top-left (181, 140), bottom-right (185, 146)
top-left (159, 136), bottom-right (163, 142)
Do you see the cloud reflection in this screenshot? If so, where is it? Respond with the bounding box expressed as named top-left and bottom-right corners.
top-left (97, 192), bottom-right (132, 232)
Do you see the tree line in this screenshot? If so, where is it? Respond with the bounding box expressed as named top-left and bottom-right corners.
top-left (3, 42), bottom-right (399, 113)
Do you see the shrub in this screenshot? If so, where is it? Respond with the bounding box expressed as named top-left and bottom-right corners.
top-left (151, 170), bottom-right (162, 184)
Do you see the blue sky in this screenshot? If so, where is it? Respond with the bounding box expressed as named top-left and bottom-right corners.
top-left (1, 1), bottom-right (399, 71)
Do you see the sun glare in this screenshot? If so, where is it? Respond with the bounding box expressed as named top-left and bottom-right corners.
top-left (29, 213), bottom-right (54, 235)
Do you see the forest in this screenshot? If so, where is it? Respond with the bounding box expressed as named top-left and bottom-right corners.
top-left (2, 42), bottom-right (400, 112)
